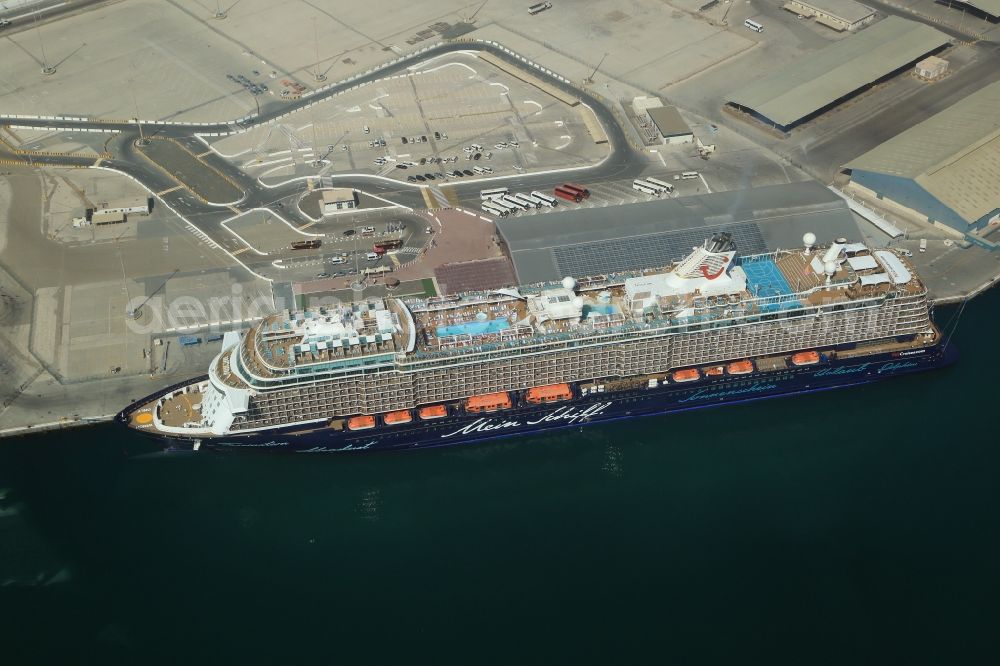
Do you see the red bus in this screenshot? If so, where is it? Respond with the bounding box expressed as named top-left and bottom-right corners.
top-left (561, 183), bottom-right (591, 198)
top-left (554, 187), bottom-right (583, 203)
top-left (373, 239), bottom-right (403, 255)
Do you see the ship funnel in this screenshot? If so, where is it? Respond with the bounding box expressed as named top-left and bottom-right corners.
top-left (706, 232), bottom-right (734, 254)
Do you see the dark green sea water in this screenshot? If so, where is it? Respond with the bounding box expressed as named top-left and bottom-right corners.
top-left (2, 289), bottom-right (999, 665)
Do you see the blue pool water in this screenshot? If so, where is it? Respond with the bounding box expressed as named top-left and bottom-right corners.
top-left (741, 259), bottom-right (799, 313)
top-left (436, 319), bottom-right (510, 338)
top-left (583, 304), bottom-right (617, 317)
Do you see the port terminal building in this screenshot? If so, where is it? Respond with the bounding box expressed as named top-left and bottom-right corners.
top-left (495, 181), bottom-right (863, 285)
top-left (783, 0), bottom-right (876, 31)
top-left (724, 17), bottom-right (950, 132)
top-left (844, 80), bottom-right (1000, 237)
top-left (645, 106), bottom-right (694, 145)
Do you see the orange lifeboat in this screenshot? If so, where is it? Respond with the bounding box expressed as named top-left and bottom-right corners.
top-left (418, 404), bottom-right (448, 420)
top-left (465, 392), bottom-right (513, 413)
top-left (347, 415), bottom-right (376, 431)
top-left (384, 409), bottom-right (412, 425)
top-left (727, 360), bottom-right (754, 375)
top-left (705, 366), bottom-right (724, 376)
top-left (526, 383), bottom-right (573, 404)
top-left (791, 351), bottom-right (821, 366)
top-left (672, 368), bottom-right (700, 383)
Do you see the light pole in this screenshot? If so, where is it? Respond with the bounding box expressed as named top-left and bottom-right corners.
top-left (130, 85), bottom-right (149, 146)
top-left (34, 14), bottom-right (56, 75)
top-left (584, 52), bottom-right (609, 85)
top-left (312, 18), bottom-right (327, 83)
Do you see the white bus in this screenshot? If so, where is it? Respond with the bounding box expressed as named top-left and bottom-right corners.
top-left (680, 171), bottom-right (700, 180)
top-left (644, 177), bottom-right (675, 194)
top-left (528, 2), bottom-right (552, 15)
top-left (492, 198), bottom-right (520, 213)
top-left (501, 195), bottom-right (531, 211)
top-left (632, 180), bottom-right (659, 196)
top-left (531, 191), bottom-right (558, 207)
top-left (744, 19), bottom-right (764, 32)
top-left (482, 202), bottom-right (509, 218)
top-left (512, 193), bottom-right (542, 208)
top-left (480, 187), bottom-right (509, 200)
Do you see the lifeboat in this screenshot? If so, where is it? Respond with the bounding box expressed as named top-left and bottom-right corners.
top-left (705, 366), bottom-right (724, 376)
top-left (347, 415), bottom-right (376, 431)
top-left (384, 409), bottom-right (412, 425)
top-left (525, 383), bottom-right (573, 404)
top-left (727, 360), bottom-right (754, 375)
top-left (465, 392), bottom-right (513, 413)
top-left (418, 404), bottom-right (448, 420)
top-left (791, 351), bottom-right (821, 366)
top-left (672, 368), bottom-right (700, 383)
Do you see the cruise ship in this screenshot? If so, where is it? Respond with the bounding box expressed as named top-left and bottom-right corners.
top-left (118, 233), bottom-right (956, 453)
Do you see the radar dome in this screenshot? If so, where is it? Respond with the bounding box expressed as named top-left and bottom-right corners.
top-left (573, 296), bottom-right (585, 310)
top-left (802, 232), bottom-right (817, 247)
top-left (823, 260), bottom-right (837, 275)
top-left (561, 276), bottom-right (577, 291)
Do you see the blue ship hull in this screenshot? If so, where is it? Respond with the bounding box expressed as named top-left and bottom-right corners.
top-left (122, 343), bottom-right (956, 454)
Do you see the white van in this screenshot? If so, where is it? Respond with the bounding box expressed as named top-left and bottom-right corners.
top-left (366, 252), bottom-right (379, 261)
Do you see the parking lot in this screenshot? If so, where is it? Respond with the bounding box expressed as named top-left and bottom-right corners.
top-left (211, 53), bottom-right (606, 184)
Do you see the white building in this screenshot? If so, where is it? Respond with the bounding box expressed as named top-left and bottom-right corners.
top-left (322, 188), bottom-right (358, 214)
top-left (646, 106), bottom-right (694, 145)
top-left (783, 0), bottom-right (876, 31)
top-left (915, 56), bottom-right (949, 80)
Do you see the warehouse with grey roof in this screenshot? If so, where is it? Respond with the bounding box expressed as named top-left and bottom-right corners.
top-left (725, 17), bottom-right (951, 131)
top-left (845, 80), bottom-right (1000, 236)
top-left (495, 182), bottom-right (863, 285)
top-left (947, 0), bottom-right (1000, 19)
top-left (783, 0), bottom-right (876, 31)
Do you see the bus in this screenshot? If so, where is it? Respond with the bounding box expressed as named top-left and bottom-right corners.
top-left (562, 183), bottom-right (591, 198)
top-left (528, 2), bottom-right (552, 14)
top-left (482, 202), bottom-right (509, 218)
top-left (373, 239), bottom-right (403, 254)
top-left (501, 195), bottom-right (531, 211)
top-left (554, 187), bottom-right (583, 203)
top-left (633, 180), bottom-right (659, 196)
top-left (644, 177), bottom-right (675, 194)
top-left (680, 171), bottom-right (700, 180)
top-left (744, 19), bottom-right (763, 32)
top-left (480, 187), bottom-right (509, 200)
top-left (512, 193), bottom-right (541, 208)
top-left (531, 191), bottom-right (557, 207)
top-left (492, 198), bottom-right (520, 213)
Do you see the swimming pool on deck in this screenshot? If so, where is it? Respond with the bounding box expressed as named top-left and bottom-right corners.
top-left (741, 258), bottom-right (800, 312)
top-left (436, 319), bottom-right (511, 338)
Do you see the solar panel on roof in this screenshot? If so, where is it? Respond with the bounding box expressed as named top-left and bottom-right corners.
top-left (551, 222), bottom-right (767, 279)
